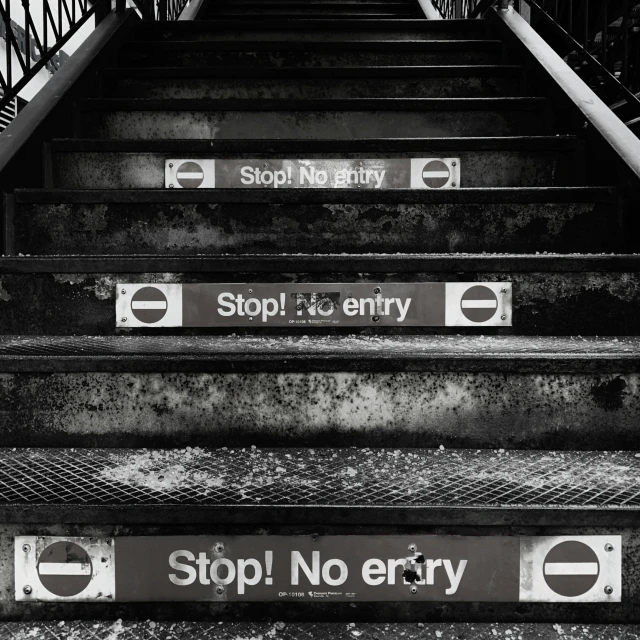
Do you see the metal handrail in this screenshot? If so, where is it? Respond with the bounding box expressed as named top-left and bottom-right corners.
top-left (428, 0), bottom-right (640, 121)
top-left (0, 0), bottom-right (192, 113)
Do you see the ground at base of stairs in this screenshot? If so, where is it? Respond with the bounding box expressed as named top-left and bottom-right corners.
top-left (0, 621), bottom-right (638, 639)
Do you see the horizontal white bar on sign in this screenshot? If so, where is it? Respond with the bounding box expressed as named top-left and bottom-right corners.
top-left (460, 300), bottom-right (498, 309)
top-left (38, 562), bottom-right (92, 576)
top-left (131, 301), bottom-right (168, 310)
top-left (544, 562), bottom-right (599, 576)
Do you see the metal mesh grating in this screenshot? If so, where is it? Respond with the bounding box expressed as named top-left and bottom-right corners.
top-left (0, 335), bottom-right (639, 358)
top-left (1, 621), bottom-right (640, 640)
top-left (0, 448), bottom-right (639, 508)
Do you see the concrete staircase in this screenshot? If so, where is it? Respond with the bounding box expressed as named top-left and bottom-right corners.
top-left (0, 0), bottom-right (639, 637)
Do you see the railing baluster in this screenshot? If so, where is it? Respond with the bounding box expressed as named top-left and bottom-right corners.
top-left (583, 0), bottom-right (588, 50)
top-left (622, 0), bottom-right (629, 85)
top-left (24, 1), bottom-right (31, 72)
top-left (602, 0), bottom-right (607, 70)
top-left (5, 0), bottom-right (11, 90)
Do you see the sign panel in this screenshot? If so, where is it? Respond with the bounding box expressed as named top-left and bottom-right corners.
top-left (15, 536), bottom-right (621, 603)
top-left (15, 536), bottom-right (115, 602)
top-left (165, 158), bottom-right (460, 189)
top-left (116, 282), bottom-right (512, 329)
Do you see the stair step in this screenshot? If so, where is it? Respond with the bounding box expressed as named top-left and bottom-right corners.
top-left (0, 335), bottom-right (638, 449)
top-left (13, 186), bottom-right (615, 255)
top-left (0, 447), bottom-right (638, 525)
top-left (119, 39), bottom-right (506, 67)
top-left (204, 1), bottom-right (422, 13)
top-left (47, 136), bottom-right (582, 189)
top-left (104, 66), bottom-right (524, 100)
top-left (133, 19), bottom-right (491, 42)
top-left (0, 623), bottom-right (637, 640)
top-left (76, 98), bottom-right (551, 139)
top-left (0, 255), bottom-right (638, 336)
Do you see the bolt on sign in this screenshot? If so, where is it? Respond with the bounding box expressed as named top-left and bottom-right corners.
top-left (116, 282), bottom-right (512, 328)
top-left (15, 536), bottom-right (620, 603)
top-left (164, 158), bottom-right (460, 189)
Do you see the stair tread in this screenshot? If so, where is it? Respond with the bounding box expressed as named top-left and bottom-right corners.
top-left (138, 18), bottom-right (487, 29)
top-left (1, 446), bottom-right (639, 525)
top-left (1, 253), bottom-right (636, 273)
top-left (122, 38), bottom-right (503, 50)
top-left (48, 136), bottom-right (581, 152)
top-left (0, 335), bottom-right (638, 373)
top-left (79, 97), bottom-right (547, 111)
top-left (15, 186), bottom-right (613, 204)
top-left (106, 65), bottom-right (524, 78)
top-left (0, 622), bottom-right (637, 639)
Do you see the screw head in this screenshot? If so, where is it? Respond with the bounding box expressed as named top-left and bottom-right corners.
top-left (216, 585), bottom-right (225, 594)
top-left (21, 544), bottom-right (31, 553)
top-left (121, 317), bottom-right (127, 323)
top-left (451, 182), bottom-right (456, 187)
top-left (169, 163), bottom-right (173, 168)
top-left (23, 585), bottom-right (32, 595)
top-left (263, 163), bottom-right (268, 168)
top-left (501, 315), bottom-right (507, 321)
top-left (121, 288), bottom-right (126, 294)
top-left (452, 161), bottom-right (457, 166)
top-left (169, 184), bottom-right (174, 188)
top-left (410, 585), bottom-right (418, 594)
top-left (248, 289), bottom-right (253, 294)
top-left (215, 542), bottom-right (225, 553)
top-left (372, 316), bottom-right (380, 322)
top-left (604, 585), bottom-right (614, 595)
top-left (605, 543), bottom-right (614, 552)
top-left (500, 288), bottom-right (507, 294)
top-left (373, 287), bottom-right (381, 295)
top-left (408, 543), bottom-right (417, 552)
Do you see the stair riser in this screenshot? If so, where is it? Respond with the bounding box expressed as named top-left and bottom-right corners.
top-left (206, 8), bottom-right (421, 15)
top-left (109, 76), bottom-right (521, 100)
top-left (206, 5), bottom-right (421, 12)
top-left (0, 272), bottom-right (637, 335)
top-left (79, 110), bottom-right (550, 140)
top-left (13, 201), bottom-right (618, 255)
top-left (142, 30), bottom-right (490, 42)
top-left (49, 150), bottom-right (578, 189)
top-left (120, 49), bottom-right (504, 67)
top-left (0, 525), bottom-right (637, 624)
top-left (0, 371), bottom-right (638, 449)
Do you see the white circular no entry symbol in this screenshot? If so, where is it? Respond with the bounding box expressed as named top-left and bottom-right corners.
top-left (421, 160), bottom-right (450, 188)
top-left (543, 540), bottom-right (600, 597)
top-left (176, 161), bottom-right (204, 188)
top-left (460, 285), bottom-right (498, 323)
top-left (131, 286), bottom-right (168, 324)
top-left (37, 541), bottom-right (93, 597)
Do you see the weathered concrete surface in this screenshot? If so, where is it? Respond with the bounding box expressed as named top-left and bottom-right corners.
top-left (0, 371), bottom-right (638, 448)
top-left (82, 108), bottom-right (549, 140)
top-left (17, 201), bottom-right (610, 255)
top-left (0, 272), bottom-right (637, 335)
top-left (2, 621), bottom-right (640, 639)
top-left (111, 76), bottom-right (520, 100)
top-left (49, 150), bottom-right (574, 189)
top-left (120, 48), bottom-right (504, 68)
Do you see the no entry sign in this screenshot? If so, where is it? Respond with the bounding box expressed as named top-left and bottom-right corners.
top-left (15, 535), bottom-right (620, 603)
top-left (165, 158), bottom-right (460, 189)
top-left (15, 537), bottom-right (114, 602)
top-left (116, 282), bottom-right (512, 328)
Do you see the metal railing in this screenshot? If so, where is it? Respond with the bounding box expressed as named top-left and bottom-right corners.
top-left (0, 0), bottom-right (192, 113)
top-left (430, 0), bottom-right (640, 120)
